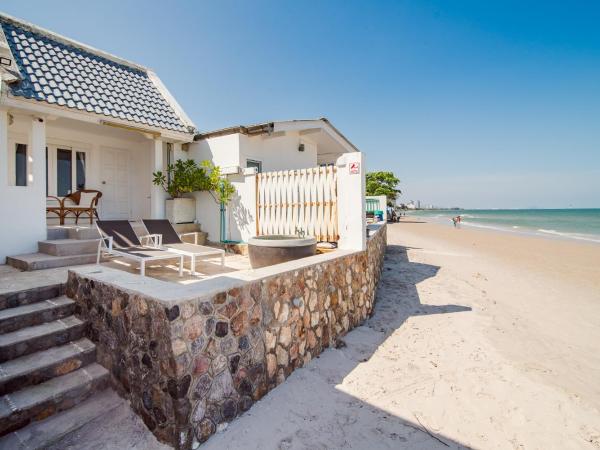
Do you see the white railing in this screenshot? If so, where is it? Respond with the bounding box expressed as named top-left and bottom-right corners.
top-left (256, 166), bottom-right (338, 242)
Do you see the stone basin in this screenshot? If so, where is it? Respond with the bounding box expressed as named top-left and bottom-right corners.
top-left (247, 235), bottom-right (317, 269)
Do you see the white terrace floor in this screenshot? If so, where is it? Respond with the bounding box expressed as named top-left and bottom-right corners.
top-left (103, 252), bottom-right (252, 284)
top-left (0, 251), bottom-right (251, 295)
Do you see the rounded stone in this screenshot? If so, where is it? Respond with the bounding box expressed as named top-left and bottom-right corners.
top-left (221, 398), bottom-right (237, 420)
top-left (279, 326), bottom-right (292, 347)
top-left (215, 321), bottom-right (229, 337)
top-left (193, 374), bottom-right (212, 399)
top-left (184, 315), bottom-right (203, 341)
top-left (238, 335), bottom-right (250, 351)
top-left (165, 305), bottom-right (180, 321)
top-left (230, 311), bottom-right (248, 336)
top-left (198, 301), bottom-right (213, 315)
top-left (193, 356), bottom-right (210, 376)
top-left (229, 354), bottom-right (241, 374)
top-left (192, 399), bottom-right (206, 423)
top-left (195, 417), bottom-right (216, 443)
top-left (239, 395), bottom-right (253, 412)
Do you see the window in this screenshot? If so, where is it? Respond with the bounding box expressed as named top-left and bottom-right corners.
top-left (15, 143), bottom-right (27, 186)
top-left (57, 148), bottom-right (72, 196)
top-left (246, 159), bottom-right (262, 173)
top-left (46, 146), bottom-right (88, 196)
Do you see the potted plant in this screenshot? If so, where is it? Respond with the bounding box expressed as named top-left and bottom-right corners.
top-left (152, 159), bottom-right (235, 224)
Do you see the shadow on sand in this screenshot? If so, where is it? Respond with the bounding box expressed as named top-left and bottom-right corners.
top-left (204, 244), bottom-right (473, 450)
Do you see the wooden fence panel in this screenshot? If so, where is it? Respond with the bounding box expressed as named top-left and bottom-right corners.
top-left (256, 166), bottom-right (338, 242)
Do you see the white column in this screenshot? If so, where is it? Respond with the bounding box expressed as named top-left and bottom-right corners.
top-left (0, 110), bottom-right (8, 187)
top-left (31, 117), bottom-right (46, 191)
top-left (150, 138), bottom-right (166, 219)
top-left (336, 151), bottom-right (366, 251)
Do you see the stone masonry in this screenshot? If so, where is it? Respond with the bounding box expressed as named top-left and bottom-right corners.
top-left (66, 224), bottom-right (387, 448)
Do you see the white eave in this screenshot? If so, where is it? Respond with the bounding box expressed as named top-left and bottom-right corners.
top-left (0, 88), bottom-right (195, 143)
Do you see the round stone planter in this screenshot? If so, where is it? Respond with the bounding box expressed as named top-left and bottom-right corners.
top-left (248, 235), bottom-right (317, 269)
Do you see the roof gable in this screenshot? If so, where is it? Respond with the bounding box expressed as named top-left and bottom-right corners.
top-left (0, 18), bottom-right (193, 134)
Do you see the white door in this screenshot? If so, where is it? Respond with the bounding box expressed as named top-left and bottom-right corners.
top-left (100, 147), bottom-right (130, 219)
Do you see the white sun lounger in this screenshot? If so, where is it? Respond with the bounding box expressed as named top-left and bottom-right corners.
top-left (96, 220), bottom-right (184, 277)
top-left (142, 219), bottom-right (225, 276)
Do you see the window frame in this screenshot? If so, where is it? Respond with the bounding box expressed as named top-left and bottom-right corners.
top-left (46, 145), bottom-right (90, 197)
top-left (246, 158), bottom-right (262, 173)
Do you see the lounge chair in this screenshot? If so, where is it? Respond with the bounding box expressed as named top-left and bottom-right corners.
top-left (142, 219), bottom-right (225, 276)
top-left (96, 220), bottom-right (183, 277)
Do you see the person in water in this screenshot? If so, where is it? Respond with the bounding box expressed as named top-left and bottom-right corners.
top-left (452, 215), bottom-right (462, 227)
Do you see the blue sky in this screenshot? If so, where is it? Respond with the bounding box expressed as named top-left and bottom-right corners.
top-left (3, 0), bottom-right (599, 208)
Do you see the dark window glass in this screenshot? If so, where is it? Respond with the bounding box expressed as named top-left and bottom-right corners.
top-left (246, 159), bottom-right (262, 173)
top-left (57, 148), bottom-right (72, 196)
top-left (76, 152), bottom-right (86, 190)
top-left (15, 144), bottom-right (27, 186)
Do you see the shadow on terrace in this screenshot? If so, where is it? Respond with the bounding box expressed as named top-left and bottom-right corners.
top-left (199, 244), bottom-right (472, 449)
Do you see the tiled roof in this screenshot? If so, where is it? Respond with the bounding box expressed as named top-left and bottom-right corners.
top-left (0, 18), bottom-right (193, 134)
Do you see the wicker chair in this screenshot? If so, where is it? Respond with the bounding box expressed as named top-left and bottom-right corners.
top-left (64, 190), bottom-right (102, 224)
top-left (46, 190), bottom-right (102, 225)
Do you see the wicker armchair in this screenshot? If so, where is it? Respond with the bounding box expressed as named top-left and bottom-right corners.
top-left (64, 190), bottom-right (102, 224)
top-left (46, 190), bottom-right (102, 225)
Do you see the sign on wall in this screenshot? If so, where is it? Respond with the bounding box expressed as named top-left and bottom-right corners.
top-left (349, 162), bottom-right (360, 174)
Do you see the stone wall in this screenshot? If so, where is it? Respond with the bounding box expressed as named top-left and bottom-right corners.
top-left (67, 224), bottom-right (386, 449)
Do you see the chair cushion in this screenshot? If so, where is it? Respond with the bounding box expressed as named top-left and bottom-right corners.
top-left (78, 192), bottom-right (98, 207)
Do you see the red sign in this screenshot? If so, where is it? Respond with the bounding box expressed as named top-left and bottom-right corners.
top-left (349, 162), bottom-right (360, 174)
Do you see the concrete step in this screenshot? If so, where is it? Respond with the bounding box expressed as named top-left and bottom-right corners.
top-left (0, 338), bottom-right (95, 396)
top-left (46, 228), bottom-right (69, 240)
top-left (0, 388), bottom-right (121, 450)
top-left (0, 284), bottom-right (64, 312)
top-left (0, 296), bottom-right (76, 334)
top-left (38, 239), bottom-right (100, 257)
top-left (66, 227), bottom-right (100, 241)
top-left (6, 253), bottom-right (98, 271)
top-left (0, 363), bottom-right (109, 436)
top-left (0, 316), bottom-right (86, 363)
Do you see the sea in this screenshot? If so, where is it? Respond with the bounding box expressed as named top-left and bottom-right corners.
top-left (407, 209), bottom-right (600, 244)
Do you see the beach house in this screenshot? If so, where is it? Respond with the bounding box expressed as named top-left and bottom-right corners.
top-left (0, 12), bottom-right (389, 449)
top-left (190, 118), bottom-right (359, 243)
top-left (0, 13), bottom-right (196, 263)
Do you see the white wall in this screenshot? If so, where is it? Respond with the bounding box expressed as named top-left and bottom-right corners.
top-left (337, 152), bottom-right (367, 251)
top-left (239, 132), bottom-right (317, 172)
top-left (0, 112), bottom-right (47, 262)
top-left (44, 118), bottom-right (153, 220)
top-left (188, 131), bottom-right (321, 242)
top-left (0, 113), bottom-right (157, 262)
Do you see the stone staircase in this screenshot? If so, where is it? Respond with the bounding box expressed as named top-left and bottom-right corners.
top-left (0, 284), bottom-right (112, 447)
top-left (6, 227), bottom-right (100, 271)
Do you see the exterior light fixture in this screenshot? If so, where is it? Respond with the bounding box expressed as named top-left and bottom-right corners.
top-left (298, 143), bottom-right (305, 152)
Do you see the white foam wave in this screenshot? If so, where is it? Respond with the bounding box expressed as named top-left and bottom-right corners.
top-left (537, 229), bottom-right (600, 243)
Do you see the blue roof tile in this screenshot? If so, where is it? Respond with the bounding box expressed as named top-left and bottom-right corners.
top-left (1, 19), bottom-right (192, 134)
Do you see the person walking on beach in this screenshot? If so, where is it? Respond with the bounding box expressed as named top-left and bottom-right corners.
top-left (452, 215), bottom-right (462, 228)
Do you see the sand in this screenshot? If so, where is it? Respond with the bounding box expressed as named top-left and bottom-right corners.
top-left (203, 220), bottom-right (600, 449)
top-left (51, 220), bottom-right (600, 449)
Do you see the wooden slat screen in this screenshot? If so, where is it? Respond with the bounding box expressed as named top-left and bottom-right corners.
top-left (256, 166), bottom-right (338, 242)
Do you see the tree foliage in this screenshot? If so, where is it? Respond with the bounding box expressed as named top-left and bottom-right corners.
top-left (152, 159), bottom-right (235, 204)
top-left (366, 171), bottom-right (401, 205)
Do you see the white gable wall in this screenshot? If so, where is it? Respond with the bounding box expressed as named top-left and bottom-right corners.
top-left (187, 131), bottom-right (319, 243)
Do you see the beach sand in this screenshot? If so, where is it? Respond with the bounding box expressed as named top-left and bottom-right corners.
top-left (202, 220), bottom-right (600, 449)
top-left (51, 220), bottom-right (600, 449)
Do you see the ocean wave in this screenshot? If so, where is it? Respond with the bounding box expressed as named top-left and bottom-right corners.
top-left (536, 229), bottom-right (600, 243)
